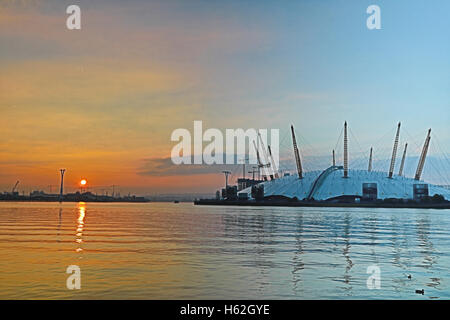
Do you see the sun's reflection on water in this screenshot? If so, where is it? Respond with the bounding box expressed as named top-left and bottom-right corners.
top-left (76, 202), bottom-right (86, 252)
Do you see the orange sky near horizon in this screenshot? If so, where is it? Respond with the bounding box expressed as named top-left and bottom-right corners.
top-left (0, 2), bottom-right (264, 194)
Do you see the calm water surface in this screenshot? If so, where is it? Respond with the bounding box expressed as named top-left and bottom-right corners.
top-left (0, 201), bottom-right (449, 299)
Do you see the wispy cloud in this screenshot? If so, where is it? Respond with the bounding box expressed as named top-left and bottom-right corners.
top-left (138, 157), bottom-right (237, 177)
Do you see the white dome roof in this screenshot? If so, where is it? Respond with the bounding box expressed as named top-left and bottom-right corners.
top-left (240, 167), bottom-right (450, 201)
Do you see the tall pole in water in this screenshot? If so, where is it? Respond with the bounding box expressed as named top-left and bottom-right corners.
top-left (291, 125), bottom-right (303, 179)
top-left (399, 143), bottom-right (408, 177)
top-left (332, 150), bottom-right (335, 167)
top-left (415, 129), bottom-right (431, 181)
top-left (59, 169), bottom-right (66, 202)
top-left (368, 147), bottom-right (373, 172)
top-left (343, 121), bottom-right (348, 178)
top-left (388, 122), bottom-right (401, 178)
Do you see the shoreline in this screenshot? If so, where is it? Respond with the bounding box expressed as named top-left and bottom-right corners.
top-left (0, 198), bottom-right (150, 203)
top-left (194, 199), bottom-right (450, 209)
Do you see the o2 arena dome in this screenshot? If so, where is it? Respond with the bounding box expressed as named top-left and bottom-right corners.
top-left (239, 122), bottom-right (450, 202)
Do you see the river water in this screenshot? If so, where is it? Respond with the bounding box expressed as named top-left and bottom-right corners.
top-left (0, 201), bottom-right (449, 299)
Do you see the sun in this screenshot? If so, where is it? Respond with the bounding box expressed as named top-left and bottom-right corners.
top-left (80, 179), bottom-right (87, 186)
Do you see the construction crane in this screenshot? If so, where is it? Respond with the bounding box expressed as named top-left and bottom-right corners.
top-left (12, 181), bottom-right (19, 194)
top-left (257, 133), bottom-right (274, 180)
top-left (253, 140), bottom-right (270, 181)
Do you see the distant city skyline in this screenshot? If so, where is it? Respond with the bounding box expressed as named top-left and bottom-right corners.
top-left (1, 0), bottom-right (449, 194)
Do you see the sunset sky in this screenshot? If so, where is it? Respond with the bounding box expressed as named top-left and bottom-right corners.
top-left (1, 0), bottom-right (449, 195)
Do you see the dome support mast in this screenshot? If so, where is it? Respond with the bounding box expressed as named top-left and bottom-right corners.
top-left (415, 129), bottom-right (431, 181)
top-left (343, 121), bottom-right (348, 178)
top-left (399, 143), bottom-right (408, 177)
top-left (291, 125), bottom-right (303, 179)
top-left (388, 122), bottom-right (401, 178)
